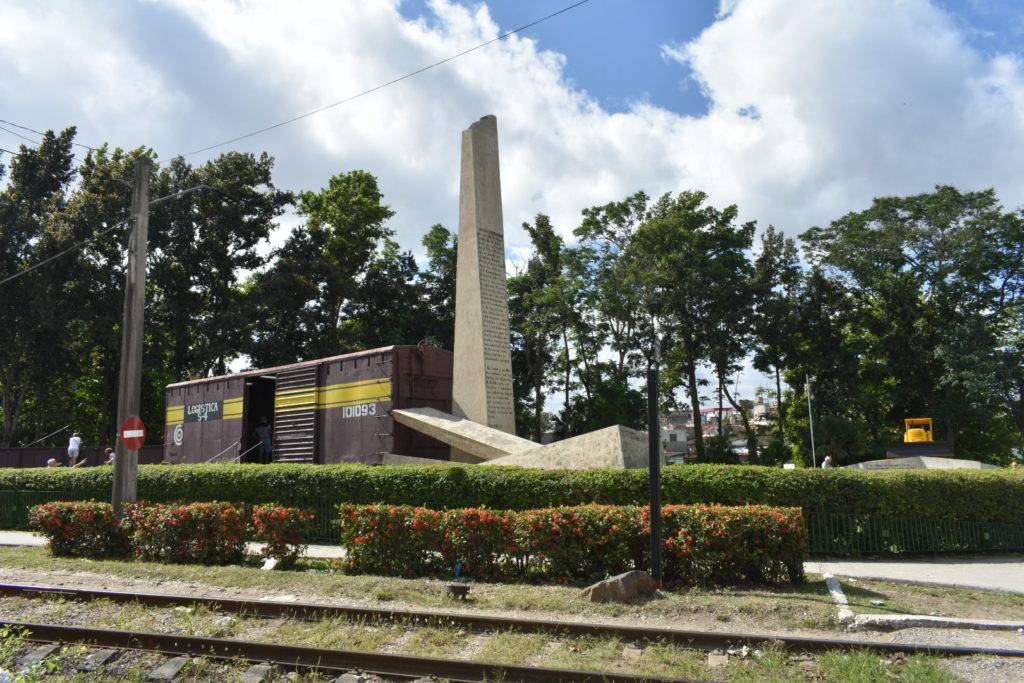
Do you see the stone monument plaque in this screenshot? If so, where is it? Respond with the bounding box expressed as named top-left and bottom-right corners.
top-left (451, 115), bottom-right (516, 460)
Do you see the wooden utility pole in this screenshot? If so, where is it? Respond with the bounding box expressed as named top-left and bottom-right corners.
top-left (112, 157), bottom-right (152, 513)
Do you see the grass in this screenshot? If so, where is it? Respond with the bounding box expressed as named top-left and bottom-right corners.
top-left (819, 651), bottom-right (961, 682)
top-left (401, 626), bottom-right (466, 657)
top-left (475, 631), bottom-right (547, 664)
top-left (0, 593), bottom-right (972, 682)
top-left (841, 577), bottom-right (1024, 620)
top-left (0, 546), bottom-right (840, 633)
top-left (271, 616), bottom-right (397, 652)
top-left (540, 635), bottom-right (627, 672)
top-left (725, 643), bottom-right (806, 682)
top-left (634, 642), bottom-right (711, 680)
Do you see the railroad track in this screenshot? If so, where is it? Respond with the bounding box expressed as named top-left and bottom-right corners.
top-left (1, 620), bottom-right (699, 682)
top-left (2, 583), bottom-right (1022, 660)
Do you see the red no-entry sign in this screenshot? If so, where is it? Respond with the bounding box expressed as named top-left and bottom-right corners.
top-left (120, 416), bottom-right (147, 451)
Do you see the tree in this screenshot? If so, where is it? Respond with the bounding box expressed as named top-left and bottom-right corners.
top-left (61, 144), bottom-right (155, 444)
top-left (625, 191), bottom-right (755, 462)
top-left (0, 130), bottom-right (77, 446)
top-left (342, 239), bottom-right (429, 348)
top-left (150, 152), bottom-right (292, 377)
top-left (508, 215), bottom-right (563, 441)
top-left (576, 192), bottom-right (651, 377)
top-left (419, 224), bottom-right (457, 350)
top-left (751, 226), bottom-right (802, 444)
top-left (802, 186), bottom-right (1024, 462)
top-left (247, 170), bottom-right (390, 366)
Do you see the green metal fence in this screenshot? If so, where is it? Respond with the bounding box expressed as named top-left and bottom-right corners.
top-left (805, 512), bottom-right (1024, 556)
top-left (3, 490), bottom-right (1023, 556)
top-left (0, 491), bottom-right (76, 530)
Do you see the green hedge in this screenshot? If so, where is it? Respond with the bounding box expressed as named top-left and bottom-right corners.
top-left (2, 464), bottom-right (1022, 524)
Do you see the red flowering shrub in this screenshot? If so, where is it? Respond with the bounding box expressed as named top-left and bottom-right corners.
top-left (338, 503), bottom-right (807, 586)
top-left (251, 505), bottom-right (315, 567)
top-left (660, 505), bottom-right (807, 586)
top-left (123, 502), bottom-right (245, 565)
top-left (519, 505), bottom-right (645, 583)
top-left (338, 504), bottom-right (443, 576)
top-left (29, 501), bottom-right (128, 558)
top-left (440, 508), bottom-right (515, 579)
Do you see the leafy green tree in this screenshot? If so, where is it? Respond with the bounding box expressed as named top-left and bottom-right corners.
top-left (751, 226), bottom-right (802, 444)
top-left (0, 130), bottom-right (77, 445)
top-left (61, 144), bottom-right (155, 444)
top-left (246, 170), bottom-right (390, 366)
top-left (342, 239), bottom-right (429, 348)
top-left (802, 186), bottom-right (1024, 461)
top-left (576, 192), bottom-right (651, 377)
top-left (508, 215), bottom-right (564, 440)
top-left (419, 224), bottom-right (457, 350)
top-left (625, 191), bottom-right (754, 462)
top-left (150, 152), bottom-right (292, 376)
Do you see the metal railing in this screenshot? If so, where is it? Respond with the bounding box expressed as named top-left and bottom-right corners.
top-left (21, 426), bottom-right (70, 448)
top-left (2, 489), bottom-right (1023, 555)
top-left (204, 441), bottom-right (240, 464)
top-left (805, 512), bottom-right (1024, 556)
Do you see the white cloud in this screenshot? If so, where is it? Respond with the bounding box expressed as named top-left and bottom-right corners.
top-left (6, 0), bottom-right (1024, 404)
top-left (7, 0), bottom-right (1024, 249)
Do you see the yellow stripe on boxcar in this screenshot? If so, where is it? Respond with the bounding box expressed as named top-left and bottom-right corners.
top-left (318, 378), bottom-right (391, 409)
top-left (166, 405), bottom-right (185, 425)
top-left (223, 397), bottom-right (244, 420)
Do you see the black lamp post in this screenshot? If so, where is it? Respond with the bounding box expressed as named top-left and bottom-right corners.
top-left (647, 336), bottom-right (662, 584)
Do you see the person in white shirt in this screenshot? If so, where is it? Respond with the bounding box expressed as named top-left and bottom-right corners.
top-left (821, 455), bottom-right (834, 468)
top-left (67, 432), bottom-right (82, 466)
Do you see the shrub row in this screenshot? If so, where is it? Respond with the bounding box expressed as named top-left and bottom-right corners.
top-left (338, 503), bottom-right (807, 586)
top-left (29, 501), bottom-right (312, 565)
top-left (5, 463), bottom-right (1023, 524)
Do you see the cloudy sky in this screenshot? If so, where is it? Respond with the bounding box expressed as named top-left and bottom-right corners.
top-left (4, 0), bottom-right (1024, 402)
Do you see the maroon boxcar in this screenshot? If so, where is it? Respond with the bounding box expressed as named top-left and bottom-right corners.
top-left (164, 345), bottom-right (453, 464)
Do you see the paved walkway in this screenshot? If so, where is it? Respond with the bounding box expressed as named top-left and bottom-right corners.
top-left (806, 556), bottom-right (1024, 593)
top-left (0, 529), bottom-right (344, 559)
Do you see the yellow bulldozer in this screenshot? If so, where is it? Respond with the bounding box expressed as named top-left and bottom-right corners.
top-left (885, 417), bottom-right (954, 458)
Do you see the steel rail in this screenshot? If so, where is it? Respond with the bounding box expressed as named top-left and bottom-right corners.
top-left (2, 583), bottom-right (1022, 659)
top-left (0, 620), bottom-right (699, 683)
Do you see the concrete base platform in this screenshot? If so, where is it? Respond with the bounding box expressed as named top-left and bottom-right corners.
top-left (845, 456), bottom-right (999, 470)
top-left (484, 425), bottom-right (661, 470)
top-left (392, 407), bottom-right (536, 462)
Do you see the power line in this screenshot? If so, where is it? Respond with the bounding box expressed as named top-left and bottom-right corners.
top-left (181, 0), bottom-right (593, 157)
top-left (0, 184), bottom-right (234, 287)
top-left (0, 118), bottom-right (98, 152)
top-left (0, 219), bottom-right (128, 286)
top-left (0, 124), bottom-right (39, 146)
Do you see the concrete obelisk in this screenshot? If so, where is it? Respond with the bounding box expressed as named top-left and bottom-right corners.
top-left (451, 115), bottom-right (515, 461)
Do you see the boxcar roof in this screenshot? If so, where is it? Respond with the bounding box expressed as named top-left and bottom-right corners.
top-left (165, 345), bottom-right (447, 390)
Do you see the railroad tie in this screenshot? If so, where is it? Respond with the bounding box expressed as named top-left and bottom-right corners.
top-left (146, 655), bottom-right (190, 681)
top-left (334, 673), bottom-right (366, 683)
top-left (81, 649), bottom-right (117, 672)
top-left (242, 663), bottom-right (277, 683)
top-left (17, 643), bottom-right (59, 672)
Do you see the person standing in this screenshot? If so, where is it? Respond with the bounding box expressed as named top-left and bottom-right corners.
top-left (67, 432), bottom-right (82, 467)
top-left (254, 417), bottom-right (273, 463)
